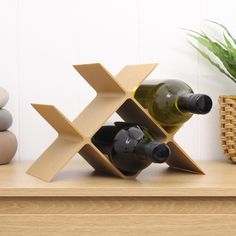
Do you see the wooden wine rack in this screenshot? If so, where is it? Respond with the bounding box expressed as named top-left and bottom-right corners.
top-left (27, 63), bottom-right (204, 182)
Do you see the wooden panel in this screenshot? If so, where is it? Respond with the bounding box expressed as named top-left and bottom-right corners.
top-left (1, 160), bottom-right (236, 197)
top-left (27, 105), bottom-right (84, 182)
top-left (27, 139), bottom-right (84, 182)
top-left (0, 197), bottom-right (236, 215)
top-left (115, 64), bottom-right (158, 92)
top-left (0, 214), bottom-right (236, 236)
top-left (73, 63), bottom-right (124, 93)
top-left (79, 144), bottom-right (125, 178)
top-left (31, 104), bottom-right (83, 138)
top-left (73, 95), bottom-right (125, 137)
top-left (167, 141), bottom-right (205, 174)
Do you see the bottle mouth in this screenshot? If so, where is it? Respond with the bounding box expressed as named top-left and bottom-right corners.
top-left (178, 94), bottom-right (213, 114)
top-left (152, 144), bottom-right (171, 163)
top-left (193, 95), bottom-right (212, 114)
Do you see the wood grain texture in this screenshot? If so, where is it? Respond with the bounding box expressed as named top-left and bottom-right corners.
top-left (1, 214), bottom-right (236, 236)
top-left (0, 160), bottom-right (235, 197)
top-left (0, 160), bottom-right (236, 236)
top-left (0, 197), bottom-right (236, 214)
top-left (115, 63), bottom-right (158, 92)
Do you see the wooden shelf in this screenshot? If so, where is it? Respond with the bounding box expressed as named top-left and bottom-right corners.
top-left (0, 159), bottom-right (235, 197)
top-left (1, 159), bottom-right (236, 236)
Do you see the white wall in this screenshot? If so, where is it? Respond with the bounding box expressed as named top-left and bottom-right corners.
top-left (1, 0), bottom-right (235, 161)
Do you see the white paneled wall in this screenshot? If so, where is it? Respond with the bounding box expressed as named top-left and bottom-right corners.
top-left (0, 0), bottom-right (235, 160)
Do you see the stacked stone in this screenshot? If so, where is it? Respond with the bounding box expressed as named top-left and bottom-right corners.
top-left (0, 87), bottom-right (17, 164)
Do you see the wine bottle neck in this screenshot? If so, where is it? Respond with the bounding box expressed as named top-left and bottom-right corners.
top-left (113, 126), bottom-right (170, 163)
top-left (135, 141), bottom-right (170, 163)
top-left (177, 94), bottom-right (212, 114)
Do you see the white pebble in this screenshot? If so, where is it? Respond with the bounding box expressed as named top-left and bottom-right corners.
top-left (0, 87), bottom-right (9, 108)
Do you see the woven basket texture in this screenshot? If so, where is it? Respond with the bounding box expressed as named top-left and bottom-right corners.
top-left (219, 96), bottom-right (236, 162)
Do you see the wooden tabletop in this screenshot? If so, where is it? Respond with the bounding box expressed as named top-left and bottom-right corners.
top-left (0, 159), bottom-right (235, 197)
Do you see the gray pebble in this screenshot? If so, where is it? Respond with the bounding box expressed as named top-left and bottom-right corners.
top-left (0, 131), bottom-right (17, 164)
top-left (0, 109), bottom-right (13, 131)
top-left (0, 87), bottom-right (9, 108)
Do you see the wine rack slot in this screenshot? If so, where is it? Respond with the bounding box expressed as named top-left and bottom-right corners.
top-left (117, 98), bottom-right (168, 140)
top-left (27, 63), bottom-right (204, 182)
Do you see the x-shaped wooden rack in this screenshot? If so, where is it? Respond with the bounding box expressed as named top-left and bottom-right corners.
top-left (27, 63), bottom-right (204, 182)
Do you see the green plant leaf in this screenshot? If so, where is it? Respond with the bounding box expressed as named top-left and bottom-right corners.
top-left (187, 33), bottom-right (228, 62)
top-left (187, 40), bottom-right (236, 83)
top-left (223, 34), bottom-right (236, 61)
top-left (188, 32), bottom-right (236, 70)
top-left (206, 20), bottom-right (236, 45)
top-left (205, 38), bottom-right (236, 77)
top-left (183, 28), bottom-right (206, 38)
top-left (186, 21), bottom-right (236, 82)
top-left (201, 31), bottom-right (227, 49)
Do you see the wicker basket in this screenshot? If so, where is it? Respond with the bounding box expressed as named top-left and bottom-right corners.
top-left (219, 96), bottom-right (236, 162)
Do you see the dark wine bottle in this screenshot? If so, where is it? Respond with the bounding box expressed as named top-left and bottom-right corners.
top-left (92, 122), bottom-right (170, 175)
top-left (134, 79), bottom-right (213, 127)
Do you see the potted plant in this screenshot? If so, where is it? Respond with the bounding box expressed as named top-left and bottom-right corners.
top-left (186, 21), bottom-right (236, 163)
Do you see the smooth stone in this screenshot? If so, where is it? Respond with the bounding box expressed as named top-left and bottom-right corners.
top-left (0, 87), bottom-right (9, 108)
top-left (0, 131), bottom-right (17, 164)
top-left (0, 109), bottom-right (13, 131)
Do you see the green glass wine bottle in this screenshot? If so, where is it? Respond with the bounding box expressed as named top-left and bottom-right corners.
top-left (92, 122), bottom-right (170, 175)
top-left (134, 79), bottom-right (212, 128)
